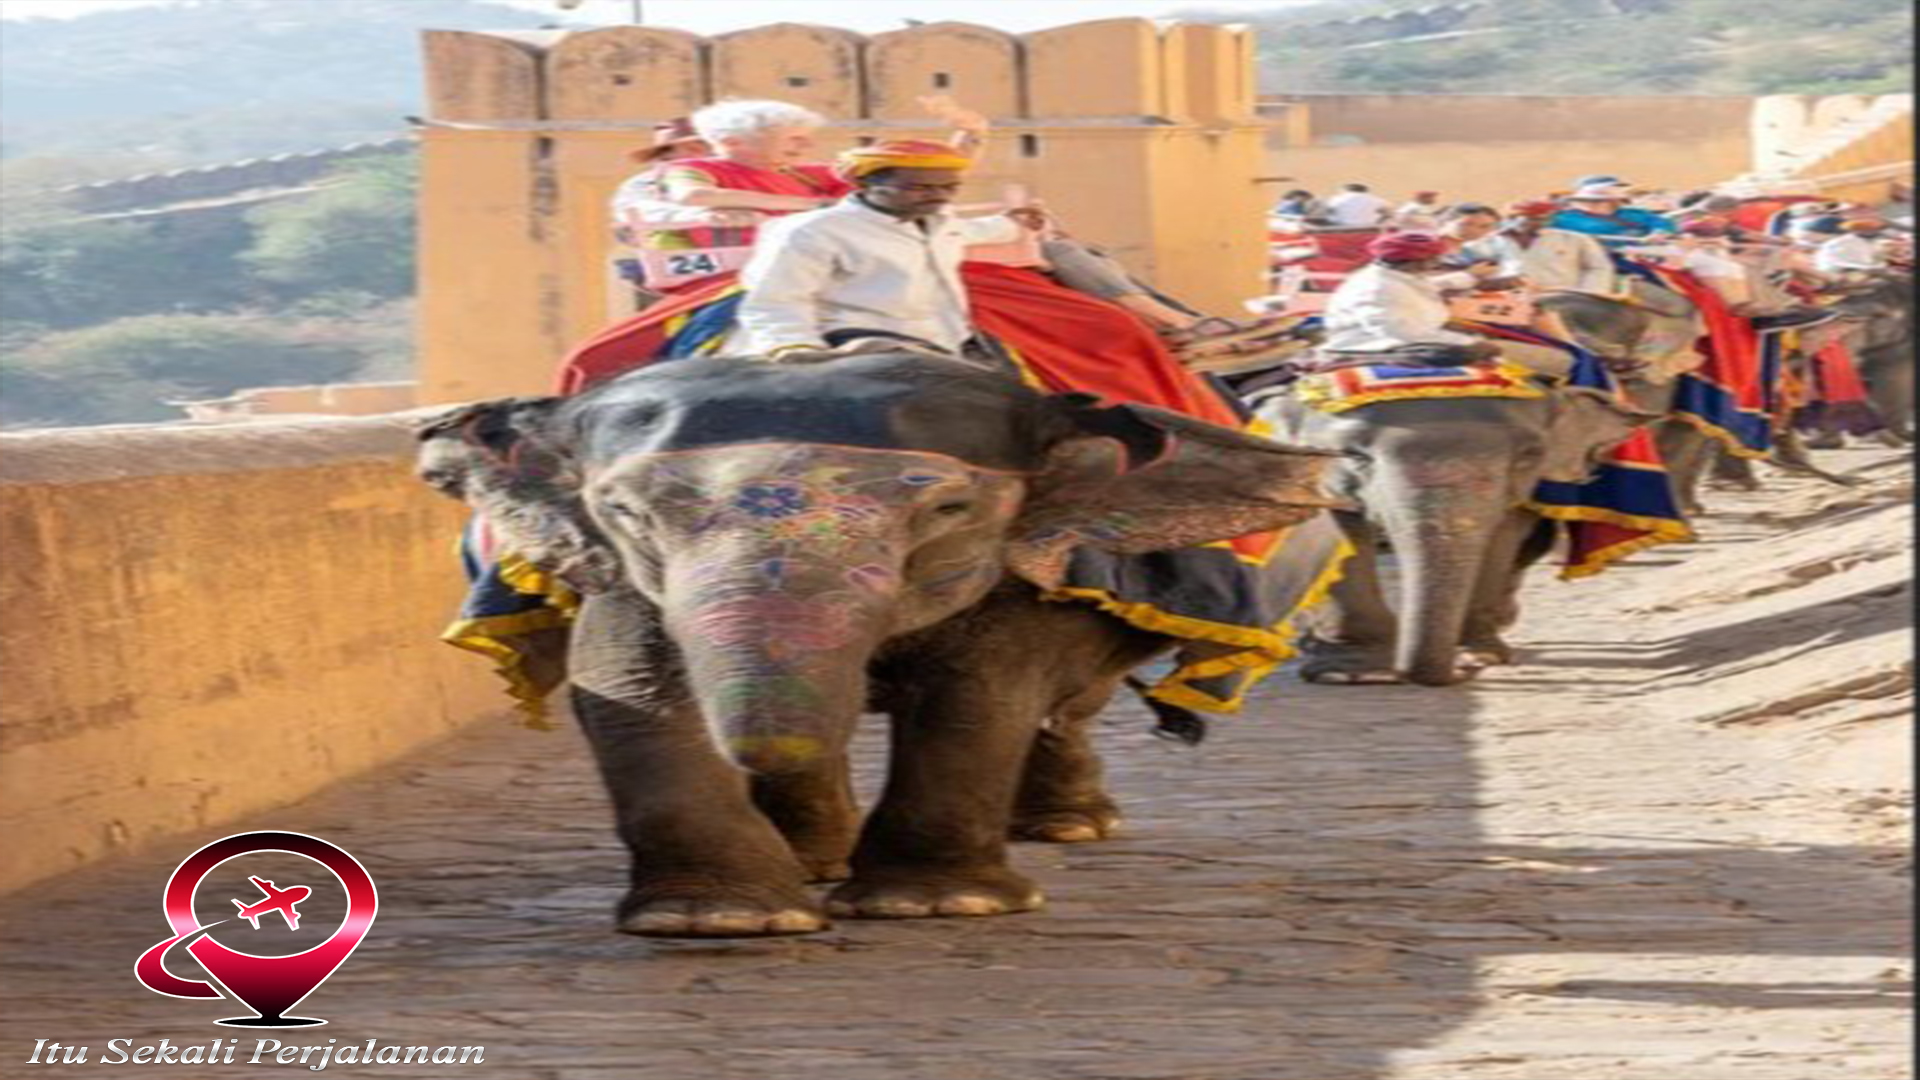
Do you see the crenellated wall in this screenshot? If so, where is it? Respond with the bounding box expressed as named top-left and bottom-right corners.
top-left (1745, 93), bottom-right (1913, 203)
top-left (0, 415), bottom-right (501, 893)
top-left (413, 19), bottom-right (1267, 404)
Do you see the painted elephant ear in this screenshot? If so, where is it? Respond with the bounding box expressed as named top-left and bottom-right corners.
top-left (414, 398), bottom-right (621, 594)
top-left (1005, 396), bottom-right (1344, 590)
top-left (1539, 386), bottom-right (1659, 484)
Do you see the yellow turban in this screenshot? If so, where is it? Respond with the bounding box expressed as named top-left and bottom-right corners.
top-left (834, 140), bottom-right (973, 180)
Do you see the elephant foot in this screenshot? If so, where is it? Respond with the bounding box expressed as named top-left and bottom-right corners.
top-left (1298, 637), bottom-right (1400, 685)
top-left (1802, 430), bottom-right (1845, 450)
top-left (826, 865), bottom-right (1043, 920)
top-left (616, 879), bottom-right (826, 938)
top-left (1705, 474), bottom-right (1762, 492)
top-left (1458, 638), bottom-right (1516, 668)
top-left (1402, 664), bottom-right (1482, 687)
top-left (1010, 803), bottom-right (1121, 843)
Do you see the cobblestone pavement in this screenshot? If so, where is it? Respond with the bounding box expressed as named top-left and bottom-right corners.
top-left (2, 454), bottom-right (1909, 1080)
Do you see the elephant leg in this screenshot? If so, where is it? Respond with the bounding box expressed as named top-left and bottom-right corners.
top-left (1459, 512), bottom-right (1554, 668)
top-left (1767, 427), bottom-right (1863, 486)
top-left (1860, 345), bottom-right (1915, 442)
top-left (1709, 443), bottom-right (1762, 490)
top-left (1011, 633), bottom-right (1164, 844)
top-left (751, 763), bottom-right (859, 883)
top-left (1655, 418), bottom-right (1717, 514)
top-left (1299, 510), bottom-right (1401, 685)
top-left (568, 591), bottom-right (824, 938)
top-left (833, 592), bottom-right (1106, 919)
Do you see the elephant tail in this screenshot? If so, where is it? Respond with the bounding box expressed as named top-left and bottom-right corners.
top-left (1125, 676), bottom-right (1208, 746)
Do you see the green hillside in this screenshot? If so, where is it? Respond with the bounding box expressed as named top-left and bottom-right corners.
top-left (1189, 0), bottom-right (1914, 95)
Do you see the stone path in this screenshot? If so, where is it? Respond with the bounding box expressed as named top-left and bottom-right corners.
top-left (2, 452), bottom-right (1908, 1080)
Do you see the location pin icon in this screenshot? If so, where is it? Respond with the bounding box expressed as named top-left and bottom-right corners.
top-left (135, 831), bottom-right (377, 1028)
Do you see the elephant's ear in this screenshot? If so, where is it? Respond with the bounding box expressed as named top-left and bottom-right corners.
top-left (414, 398), bottom-right (621, 594)
top-left (1004, 395), bottom-right (1343, 590)
top-left (1539, 386), bottom-right (1659, 484)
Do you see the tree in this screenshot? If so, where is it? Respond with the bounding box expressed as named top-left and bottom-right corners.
top-left (242, 152), bottom-right (417, 298)
top-left (4, 313), bottom-right (364, 427)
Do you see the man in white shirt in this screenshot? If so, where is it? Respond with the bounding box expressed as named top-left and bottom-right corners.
top-left (1321, 232), bottom-right (1498, 362)
top-left (738, 140), bottom-right (1034, 358)
top-left (1813, 218), bottom-right (1893, 280)
top-left (1391, 190), bottom-right (1443, 231)
top-left (1479, 200), bottom-right (1621, 296)
top-left (1323, 183), bottom-right (1394, 229)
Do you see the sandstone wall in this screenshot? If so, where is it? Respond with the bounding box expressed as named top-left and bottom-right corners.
top-left (414, 19), bottom-right (1267, 404)
top-left (0, 415), bottom-right (503, 893)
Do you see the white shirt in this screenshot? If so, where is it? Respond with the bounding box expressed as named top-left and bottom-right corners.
top-left (1488, 228), bottom-right (1619, 294)
top-left (1813, 234), bottom-right (1887, 273)
top-left (1392, 202), bottom-right (1441, 230)
top-left (1678, 245), bottom-right (1751, 306)
top-left (1323, 191), bottom-right (1393, 228)
top-left (738, 198), bottom-right (1023, 353)
top-left (1322, 263), bottom-right (1477, 353)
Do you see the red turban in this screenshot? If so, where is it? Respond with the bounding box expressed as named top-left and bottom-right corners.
top-left (1507, 200), bottom-right (1559, 218)
top-left (1368, 231), bottom-right (1450, 262)
top-left (834, 139), bottom-right (973, 180)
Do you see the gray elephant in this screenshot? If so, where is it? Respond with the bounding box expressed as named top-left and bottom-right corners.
top-left (1250, 381), bottom-right (1649, 686)
top-left (416, 352), bottom-right (1336, 937)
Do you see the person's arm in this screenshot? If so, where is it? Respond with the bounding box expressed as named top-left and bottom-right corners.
top-left (954, 212), bottom-right (1028, 245)
top-left (737, 224), bottom-right (839, 354)
top-left (660, 165), bottom-right (830, 213)
top-left (919, 95), bottom-right (990, 160)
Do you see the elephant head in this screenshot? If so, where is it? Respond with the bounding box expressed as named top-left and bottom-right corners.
top-left (419, 353), bottom-right (1338, 773)
top-left (1256, 383), bottom-right (1649, 685)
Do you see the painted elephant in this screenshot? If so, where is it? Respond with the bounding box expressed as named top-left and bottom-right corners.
top-left (416, 352), bottom-right (1337, 937)
top-left (1250, 384), bottom-right (1649, 686)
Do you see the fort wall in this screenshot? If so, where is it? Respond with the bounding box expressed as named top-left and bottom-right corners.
top-left (414, 19), bottom-right (1267, 404)
top-left (0, 415), bottom-right (501, 893)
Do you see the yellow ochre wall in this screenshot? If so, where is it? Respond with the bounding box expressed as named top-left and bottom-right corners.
top-left (0, 417), bottom-right (504, 893)
top-left (414, 19), bottom-right (1268, 404)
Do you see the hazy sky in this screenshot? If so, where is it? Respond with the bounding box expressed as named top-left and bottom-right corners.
top-left (0, 0), bottom-right (1306, 31)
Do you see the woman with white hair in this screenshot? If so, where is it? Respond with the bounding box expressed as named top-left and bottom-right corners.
top-left (657, 100), bottom-right (847, 221)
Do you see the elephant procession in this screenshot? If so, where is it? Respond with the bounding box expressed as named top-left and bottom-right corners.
top-left (424, 95), bottom-right (1914, 939)
top-left (0, 9), bottom-right (1910, 1077)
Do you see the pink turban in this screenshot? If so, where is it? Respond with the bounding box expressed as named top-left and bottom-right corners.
top-left (1368, 231), bottom-right (1451, 262)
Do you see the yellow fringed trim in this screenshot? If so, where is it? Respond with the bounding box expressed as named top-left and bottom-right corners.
top-left (1050, 535), bottom-right (1357, 713)
top-left (441, 609), bottom-right (571, 731)
top-left (1666, 408), bottom-right (1771, 460)
top-left (1297, 363), bottom-right (1547, 414)
top-left (444, 553), bottom-right (580, 729)
top-left (1526, 502), bottom-right (1696, 581)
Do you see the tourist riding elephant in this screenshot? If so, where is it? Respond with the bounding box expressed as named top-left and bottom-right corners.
top-left (1250, 383), bottom-right (1650, 686)
top-left (415, 352), bottom-right (1337, 938)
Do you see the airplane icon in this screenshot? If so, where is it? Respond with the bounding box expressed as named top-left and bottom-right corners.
top-left (231, 877), bottom-right (311, 931)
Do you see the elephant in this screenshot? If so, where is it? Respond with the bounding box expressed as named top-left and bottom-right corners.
top-left (1823, 274), bottom-right (1915, 443)
top-left (1250, 382), bottom-right (1649, 686)
top-left (415, 351), bottom-right (1338, 937)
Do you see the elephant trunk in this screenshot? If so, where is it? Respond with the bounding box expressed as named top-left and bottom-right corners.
top-left (663, 551), bottom-right (896, 775)
top-left (1375, 464), bottom-right (1507, 687)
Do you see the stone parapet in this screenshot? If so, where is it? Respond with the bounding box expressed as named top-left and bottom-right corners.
top-left (0, 412), bottom-right (503, 893)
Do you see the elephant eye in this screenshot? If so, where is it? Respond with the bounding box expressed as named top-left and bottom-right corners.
top-left (601, 500), bottom-right (645, 522)
top-left (932, 500), bottom-right (973, 517)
